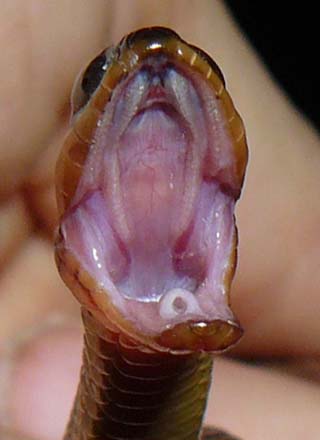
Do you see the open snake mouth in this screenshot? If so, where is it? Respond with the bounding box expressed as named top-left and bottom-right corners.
top-left (61, 61), bottom-right (235, 328)
top-left (56, 30), bottom-right (248, 351)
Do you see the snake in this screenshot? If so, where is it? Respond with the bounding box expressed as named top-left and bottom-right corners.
top-left (55, 27), bottom-right (248, 440)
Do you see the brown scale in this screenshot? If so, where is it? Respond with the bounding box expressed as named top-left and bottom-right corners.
top-left (55, 27), bottom-right (248, 440)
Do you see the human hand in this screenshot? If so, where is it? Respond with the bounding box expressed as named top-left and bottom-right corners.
top-left (1, 2), bottom-right (320, 439)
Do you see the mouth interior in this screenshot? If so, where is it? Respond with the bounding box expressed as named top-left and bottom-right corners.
top-left (61, 59), bottom-right (238, 334)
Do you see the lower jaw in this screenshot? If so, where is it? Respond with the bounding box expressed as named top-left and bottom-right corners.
top-left (55, 240), bottom-right (243, 354)
top-left (58, 174), bottom-right (238, 345)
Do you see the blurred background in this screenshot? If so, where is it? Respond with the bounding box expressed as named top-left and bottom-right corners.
top-left (227, 1), bottom-right (319, 130)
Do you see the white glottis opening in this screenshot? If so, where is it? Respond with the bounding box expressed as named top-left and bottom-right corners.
top-left (159, 288), bottom-right (201, 320)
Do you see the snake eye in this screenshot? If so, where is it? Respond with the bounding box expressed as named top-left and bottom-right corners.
top-left (71, 47), bottom-right (115, 115)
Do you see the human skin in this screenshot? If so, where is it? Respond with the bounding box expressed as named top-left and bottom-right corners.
top-left (0, 1), bottom-right (320, 440)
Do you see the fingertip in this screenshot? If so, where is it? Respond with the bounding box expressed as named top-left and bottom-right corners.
top-left (1, 324), bottom-right (82, 440)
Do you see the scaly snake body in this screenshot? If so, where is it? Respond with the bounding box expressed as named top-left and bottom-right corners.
top-left (55, 27), bottom-right (248, 440)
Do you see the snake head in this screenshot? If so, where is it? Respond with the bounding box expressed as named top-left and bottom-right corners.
top-left (55, 27), bottom-right (248, 353)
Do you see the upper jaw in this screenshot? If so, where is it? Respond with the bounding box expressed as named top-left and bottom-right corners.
top-left (113, 62), bottom-right (194, 144)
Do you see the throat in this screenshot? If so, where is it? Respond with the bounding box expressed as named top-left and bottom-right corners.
top-left (69, 309), bottom-right (213, 440)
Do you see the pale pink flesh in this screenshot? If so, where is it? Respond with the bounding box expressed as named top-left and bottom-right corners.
top-left (61, 58), bottom-right (238, 335)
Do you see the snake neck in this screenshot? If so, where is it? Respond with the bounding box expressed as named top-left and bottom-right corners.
top-left (64, 308), bottom-right (213, 440)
